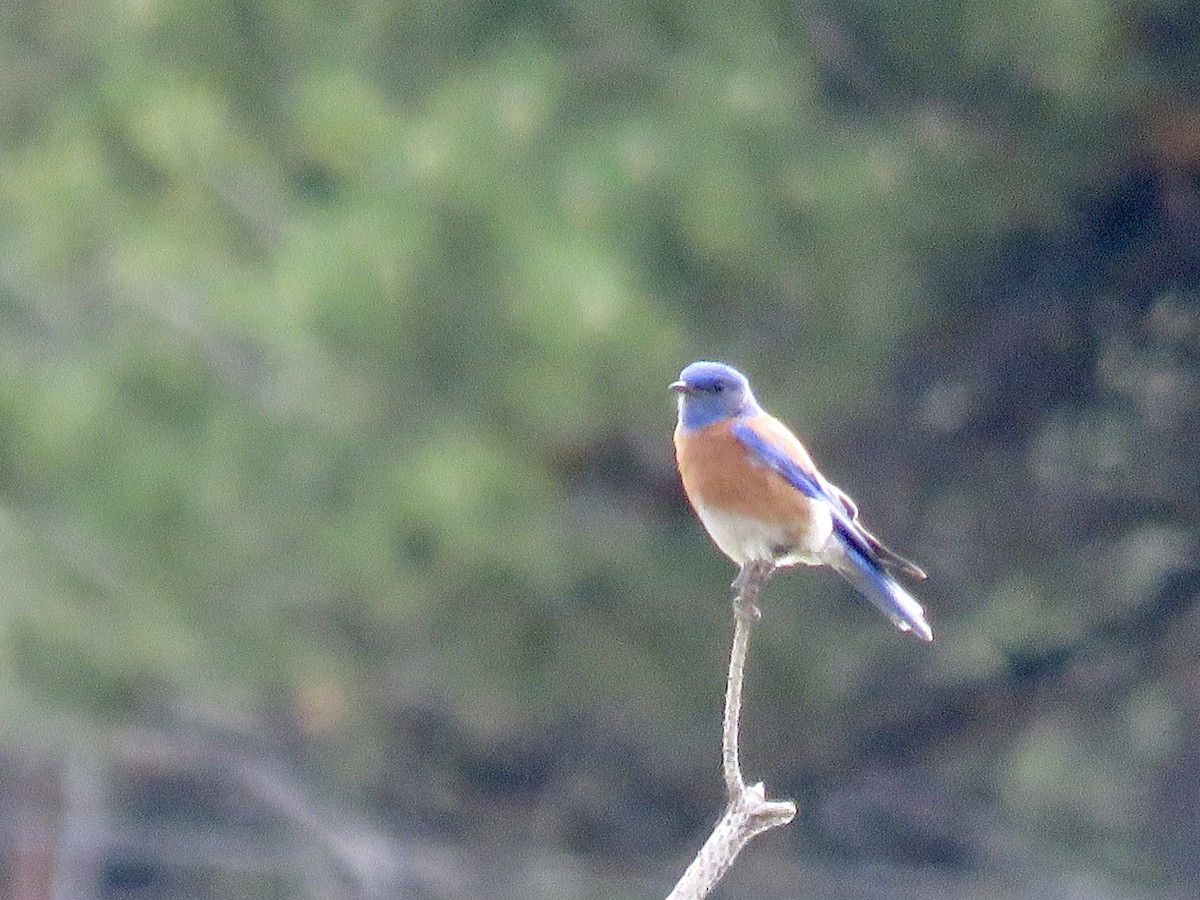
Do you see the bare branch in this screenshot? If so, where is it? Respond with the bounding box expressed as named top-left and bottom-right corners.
top-left (668, 561), bottom-right (796, 899)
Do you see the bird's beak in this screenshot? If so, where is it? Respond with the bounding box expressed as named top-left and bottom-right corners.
top-left (669, 380), bottom-right (689, 393)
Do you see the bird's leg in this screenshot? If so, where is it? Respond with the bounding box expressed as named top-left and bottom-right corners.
top-left (731, 560), bottom-right (775, 619)
top-left (730, 562), bottom-right (755, 596)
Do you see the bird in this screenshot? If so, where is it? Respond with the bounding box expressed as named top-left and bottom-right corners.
top-left (670, 360), bottom-right (932, 641)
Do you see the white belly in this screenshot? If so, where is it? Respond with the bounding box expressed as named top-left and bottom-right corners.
top-left (693, 501), bottom-right (833, 568)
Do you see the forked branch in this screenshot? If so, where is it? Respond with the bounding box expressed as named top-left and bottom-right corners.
top-left (667, 560), bottom-right (797, 899)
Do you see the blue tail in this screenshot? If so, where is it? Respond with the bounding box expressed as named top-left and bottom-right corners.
top-left (832, 537), bottom-right (933, 641)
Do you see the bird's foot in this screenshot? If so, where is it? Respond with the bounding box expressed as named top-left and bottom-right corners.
top-left (731, 560), bottom-right (775, 619)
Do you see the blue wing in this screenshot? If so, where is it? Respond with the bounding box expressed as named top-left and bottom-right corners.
top-left (730, 421), bottom-right (875, 560)
top-left (731, 420), bottom-right (932, 640)
top-left (731, 421), bottom-right (926, 580)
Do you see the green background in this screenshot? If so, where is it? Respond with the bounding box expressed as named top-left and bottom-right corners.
top-left (2, 0), bottom-right (1199, 896)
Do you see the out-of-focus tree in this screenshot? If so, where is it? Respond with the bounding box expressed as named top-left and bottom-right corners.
top-left (0, 0), bottom-right (1198, 897)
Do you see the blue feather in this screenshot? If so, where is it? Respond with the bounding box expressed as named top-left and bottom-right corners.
top-left (731, 421), bottom-right (932, 640)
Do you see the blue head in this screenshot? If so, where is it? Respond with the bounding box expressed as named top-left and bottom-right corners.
top-left (670, 361), bottom-right (763, 431)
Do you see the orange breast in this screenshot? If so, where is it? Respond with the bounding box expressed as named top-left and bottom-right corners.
top-left (673, 416), bottom-right (817, 537)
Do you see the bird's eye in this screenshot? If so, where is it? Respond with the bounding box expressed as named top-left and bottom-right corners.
top-left (712, 383), bottom-right (724, 393)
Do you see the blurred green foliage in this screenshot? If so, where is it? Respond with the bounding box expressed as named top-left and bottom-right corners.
top-left (1, 0), bottom-right (1199, 897)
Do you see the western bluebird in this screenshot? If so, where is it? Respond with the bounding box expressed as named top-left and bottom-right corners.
top-left (671, 361), bottom-right (932, 641)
